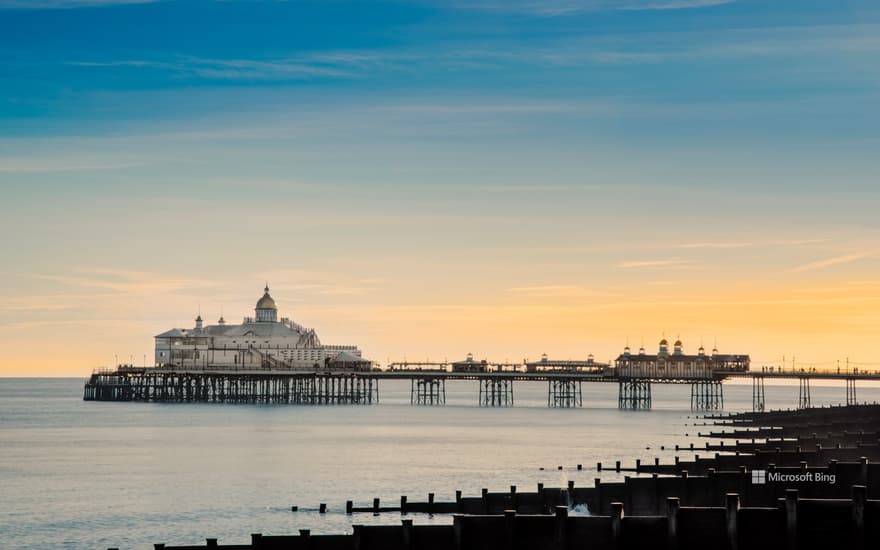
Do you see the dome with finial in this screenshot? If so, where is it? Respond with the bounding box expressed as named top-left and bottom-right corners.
top-left (255, 284), bottom-right (279, 322)
top-left (658, 336), bottom-right (670, 355)
top-left (256, 284), bottom-right (277, 310)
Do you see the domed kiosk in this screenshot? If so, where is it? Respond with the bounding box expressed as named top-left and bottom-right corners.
top-left (255, 284), bottom-right (278, 323)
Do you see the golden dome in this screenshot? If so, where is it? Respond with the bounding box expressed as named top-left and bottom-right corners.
top-left (256, 285), bottom-right (277, 310)
top-left (659, 338), bottom-right (668, 346)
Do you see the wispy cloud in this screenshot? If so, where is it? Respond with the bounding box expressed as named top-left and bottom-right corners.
top-left (68, 53), bottom-right (391, 81)
top-left (791, 252), bottom-right (873, 273)
top-left (619, 0), bottom-right (734, 10)
top-left (445, 0), bottom-right (734, 16)
top-left (672, 238), bottom-right (829, 250)
top-left (0, 0), bottom-right (155, 8)
top-left (0, 158), bottom-right (144, 173)
top-left (35, 267), bottom-right (224, 294)
top-left (256, 269), bottom-right (381, 297)
top-left (617, 259), bottom-right (692, 269)
top-left (506, 285), bottom-right (611, 298)
top-left (673, 241), bottom-right (754, 250)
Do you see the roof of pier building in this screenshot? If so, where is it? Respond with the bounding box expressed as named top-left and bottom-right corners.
top-left (155, 285), bottom-right (321, 345)
top-left (255, 284), bottom-right (277, 310)
top-left (331, 351), bottom-right (368, 364)
top-left (617, 338), bottom-right (750, 367)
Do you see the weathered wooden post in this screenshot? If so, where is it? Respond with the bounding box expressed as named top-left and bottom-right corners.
top-left (726, 493), bottom-right (740, 550)
top-left (452, 515), bottom-right (464, 550)
top-left (206, 538), bottom-right (218, 548)
top-left (481, 488), bottom-right (489, 514)
top-left (251, 533), bottom-right (263, 549)
top-left (428, 492), bottom-right (435, 514)
top-left (504, 510), bottom-right (516, 550)
top-left (400, 495), bottom-right (408, 515)
top-left (373, 497), bottom-right (380, 514)
top-left (401, 518), bottom-right (413, 550)
top-left (554, 505), bottom-right (568, 548)
top-left (667, 497), bottom-right (680, 550)
top-left (319, 503), bottom-right (326, 514)
top-left (611, 502), bottom-right (624, 549)
top-left (852, 485), bottom-right (866, 550)
top-left (785, 489), bottom-right (798, 550)
top-left (510, 485), bottom-right (517, 510)
top-left (299, 530), bottom-right (310, 550)
top-left (346, 500), bottom-right (353, 514)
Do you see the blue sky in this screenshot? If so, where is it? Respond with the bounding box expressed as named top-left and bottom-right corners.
top-left (2, 1), bottom-right (880, 374)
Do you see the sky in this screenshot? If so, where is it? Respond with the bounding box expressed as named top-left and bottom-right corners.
top-left (1, 0), bottom-right (879, 376)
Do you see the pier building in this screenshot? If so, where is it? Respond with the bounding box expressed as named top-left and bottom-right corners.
top-left (153, 285), bottom-right (368, 370)
top-left (525, 353), bottom-right (609, 373)
top-left (615, 338), bottom-right (749, 379)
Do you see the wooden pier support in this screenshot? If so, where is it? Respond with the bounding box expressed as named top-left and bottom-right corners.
top-left (548, 379), bottom-right (582, 408)
top-left (846, 377), bottom-right (857, 406)
top-left (84, 371), bottom-right (378, 405)
top-left (479, 377), bottom-right (514, 407)
top-left (798, 377), bottom-right (811, 409)
top-left (618, 379), bottom-right (651, 410)
top-left (752, 375), bottom-right (765, 412)
top-left (411, 377), bottom-right (446, 405)
top-left (691, 380), bottom-right (724, 411)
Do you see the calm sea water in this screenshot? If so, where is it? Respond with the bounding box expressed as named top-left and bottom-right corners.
top-left (2, 377), bottom-right (878, 549)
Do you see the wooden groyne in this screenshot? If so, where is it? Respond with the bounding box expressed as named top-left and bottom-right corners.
top-left (331, 457), bottom-right (877, 517)
top-left (134, 489), bottom-right (876, 550)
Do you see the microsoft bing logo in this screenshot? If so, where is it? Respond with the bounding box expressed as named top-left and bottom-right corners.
top-left (752, 470), bottom-right (766, 484)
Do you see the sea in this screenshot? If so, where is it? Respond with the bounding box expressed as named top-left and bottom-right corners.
top-left (2, 377), bottom-right (878, 549)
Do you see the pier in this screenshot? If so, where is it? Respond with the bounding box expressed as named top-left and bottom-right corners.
top-left (84, 365), bottom-right (880, 411)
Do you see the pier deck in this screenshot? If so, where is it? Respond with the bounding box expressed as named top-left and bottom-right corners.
top-left (83, 366), bottom-right (880, 410)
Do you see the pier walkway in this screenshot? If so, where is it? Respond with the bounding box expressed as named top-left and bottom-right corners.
top-left (83, 365), bottom-right (880, 411)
